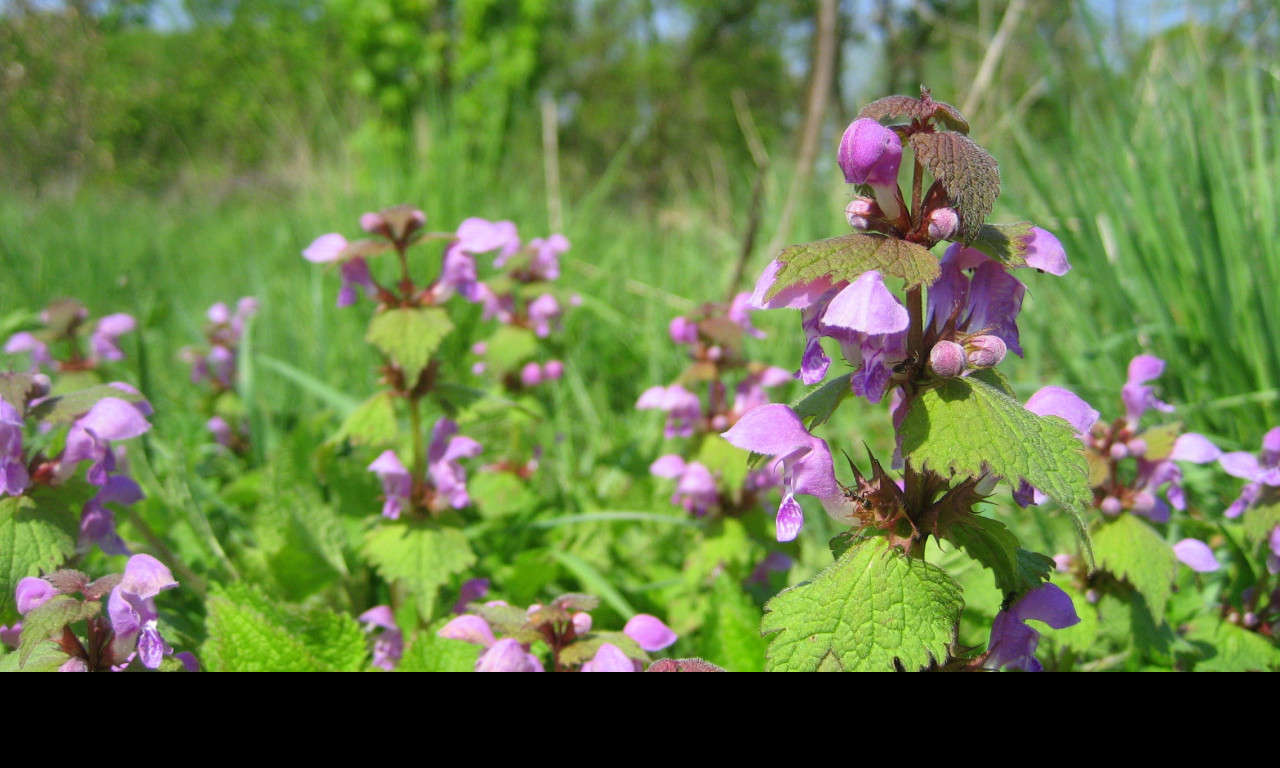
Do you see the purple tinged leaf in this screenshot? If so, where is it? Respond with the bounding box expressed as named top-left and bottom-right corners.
top-left (581, 643), bottom-right (637, 672)
top-left (623, 614), bottom-right (677, 652)
top-left (1172, 539), bottom-right (1220, 572)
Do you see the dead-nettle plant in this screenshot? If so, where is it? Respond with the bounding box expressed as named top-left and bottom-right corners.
top-left (303, 205), bottom-right (571, 625)
top-left (724, 89), bottom-right (1101, 672)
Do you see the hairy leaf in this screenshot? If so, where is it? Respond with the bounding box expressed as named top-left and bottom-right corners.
top-left (899, 376), bottom-right (1093, 561)
top-left (970, 222), bottom-right (1034, 267)
top-left (332, 391), bottom-right (398, 447)
top-left (1092, 514), bottom-right (1177, 618)
top-left (26, 384), bottom-right (149, 426)
top-left (1242, 498), bottom-right (1280, 549)
top-left (0, 373), bottom-right (38, 417)
top-left (791, 372), bottom-right (853, 429)
top-left (0, 491), bottom-right (79, 621)
top-left (19, 595), bottom-right (98, 668)
top-left (398, 619), bottom-right (482, 672)
top-left (764, 234), bottom-right (939, 303)
top-left (941, 512), bottom-right (1052, 598)
top-left (201, 583), bottom-right (367, 672)
top-left (0, 641), bottom-right (67, 672)
top-left (1185, 617), bottom-right (1280, 671)
top-left (909, 132), bottom-right (1000, 244)
top-left (697, 573), bottom-right (767, 672)
top-left (761, 537), bottom-right (962, 671)
top-left (363, 523), bottom-right (476, 618)
top-left (856, 93), bottom-right (970, 133)
top-left (365, 307), bottom-right (453, 383)
top-left (560, 631), bottom-right (648, 667)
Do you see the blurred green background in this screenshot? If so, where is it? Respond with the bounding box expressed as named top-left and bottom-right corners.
top-left (2, 0), bottom-right (1277, 452)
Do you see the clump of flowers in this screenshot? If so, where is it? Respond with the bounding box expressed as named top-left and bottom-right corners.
top-left (7, 554), bottom-right (194, 672)
top-left (5, 299), bottom-right (136, 375)
top-left (436, 592), bottom-right (677, 672)
top-left (180, 298), bottom-right (258, 453)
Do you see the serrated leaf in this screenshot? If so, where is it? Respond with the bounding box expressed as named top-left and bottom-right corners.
top-left (398, 624), bottom-right (482, 672)
top-left (791, 372), bottom-right (853, 430)
top-left (0, 372), bottom-right (38, 417)
top-left (26, 384), bottom-right (149, 425)
top-left (481, 325), bottom-right (538, 376)
top-left (968, 368), bottom-right (1015, 397)
top-left (899, 376), bottom-right (1093, 561)
top-left (1185, 617), bottom-right (1280, 671)
top-left (970, 222), bottom-right (1034, 267)
top-left (332, 392), bottom-right (398, 447)
top-left (19, 595), bottom-right (98, 667)
top-left (0, 492), bottom-right (79, 621)
top-left (365, 307), bottom-right (453, 383)
top-left (909, 132), bottom-right (999, 244)
top-left (760, 537), bottom-right (962, 671)
top-left (0, 640), bottom-right (68, 672)
top-left (764, 234), bottom-right (939, 303)
top-left (201, 583), bottom-right (367, 672)
top-left (856, 93), bottom-right (969, 133)
top-left (942, 512), bottom-right (1051, 598)
top-left (363, 522), bottom-right (476, 619)
top-left (1140, 423), bottom-right (1182, 461)
top-left (1093, 514), bottom-right (1177, 618)
top-left (697, 574), bottom-right (766, 672)
top-left (560, 631), bottom-right (648, 667)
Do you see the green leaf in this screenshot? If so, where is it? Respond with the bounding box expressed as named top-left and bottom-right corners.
top-left (481, 325), bottom-right (539, 376)
top-left (760, 537), bottom-right (962, 671)
top-left (0, 641), bottom-right (68, 672)
top-left (560, 631), bottom-right (648, 667)
top-left (697, 573), bottom-right (767, 672)
top-left (363, 522), bottom-right (476, 619)
top-left (365, 307), bottom-right (453, 383)
top-left (764, 234), bottom-right (939, 303)
top-left (970, 222), bottom-right (1035, 267)
top-left (790, 372), bottom-right (853, 430)
top-left (26, 384), bottom-right (149, 426)
top-left (0, 491), bottom-right (79, 621)
top-left (201, 583), bottom-right (367, 672)
top-left (1185, 617), bottom-right (1280, 671)
top-left (1242, 498), bottom-right (1280, 549)
top-left (18, 595), bottom-right (97, 668)
top-left (0, 372), bottom-right (38, 417)
top-left (397, 619), bottom-right (482, 672)
top-left (332, 392), bottom-right (398, 447)
top-left (468, 471), bottom-right (535, 518)
top-left (1092, 514), bottom-right (1177, 618)
top-left (909, 131), bottom-right (1000, 244)
top-left (899, 376), bottom-right (1093, 563)
top-left (548, 550), bottom-right (636, 619)
top-left (942, 512), bottom-right (1052, 598)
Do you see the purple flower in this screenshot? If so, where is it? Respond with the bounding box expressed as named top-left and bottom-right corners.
top-left (455, 218), bottom-right (521, 264)
top-left (1220, 426), bottom-right (1280, 518)
top-left (581, 643), bottom-right (636, 672)
top-left (669, 316), bottom-right (699, 346)
top-left (747, 551), bottom-right (793, 586)
top-left (207, 416), bottom-right (233, 447)
top-left (359, 606), bottom-right (404, 671)
top-left (528, 293), bottom-right (562, 338)
top-left (62, 398), bottom-right (151, 486)
top-left (16, 577), bottom-right (57, 615)
top-left (80, 474), bottom-right (143, 555)
top-left (649, 455), bottom-right (719, 516)
top-left (89, 313), bottom-right (136, 363)
top-left (985, 583), bottom-right (1080, 672)
top-left (427, 419), bottom-right (482, 509)
top-left (727, 292), bottom-right (765, 339)
top-left (303, 234), bottom-right (379, 307)
top-left (0, 623), bottom-right (21, 648)
top-left (1267, 526), bottom-right (1280, 575)
top-left (337, 258), bottom-right (377, 308)
top-left (623, 614), bottom-right (677, 652)
top-left (1, 398), bottom-right (29, 497)
top-left (368, 450), bottom-right (412, 519)
top-left (520, 361), bottom-right (544, 388)
top-left (1122, 355), bottom-right (1175, 426)
top-left (5, 332), bottom-right (54, 370)
top-left (475, 637), bottom-right (544, 672)
top-left (453, 578), bottom-right (490, 614)
top-left (838, 118), bottom-right (904, 221)
top-left (107, 554), bottom-right (178, 669)
top-left (438, 614), bottom-right (498, 647)
top-left (1172, 538), bottom-right (1220, 573)
top-left (730, 366), bottom-right (792, 421)
top-left (636, 384), bottom-right (702, 438)
top-left (721, 404), bottom-right (850, 541)
top-left (528, 234), bottom-right (569, 279)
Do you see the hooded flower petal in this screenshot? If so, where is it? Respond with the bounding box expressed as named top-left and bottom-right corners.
top-left (623, 614), bottom-right (677, 652)
top-left (438, 614), bottom-right (497, 648)
top-left (581, 643), bottom-right (636, 672)
top-left (16, 577), bottom-right (57, 615)
top-left (985, 583), bottom-right (1079, 672)
top-left (1172, 538), bottom-right (1220, 573)
top-left (475, 638), bottom-right (541, 672)
top-left (819, 271), bottom-right (909, 336)
top-left (1122, 355), bottom-right (1174, 425)
top-left (838, 118), bottom-right (902, 187)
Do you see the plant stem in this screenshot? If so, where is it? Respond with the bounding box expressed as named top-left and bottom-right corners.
top-left (408, 393), bottom-right (426, 482)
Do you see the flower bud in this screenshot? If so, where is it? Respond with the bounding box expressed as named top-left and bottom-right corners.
top-left (572, 612), bottom-right (592, 635)
top-left (845, 197), bottom-right (875, 230)
top-left (927, 207), bottom-right (959, 241)
top-left (1109, 442), bottom-right (1129, 460)
top-left (838, 119), bottom-right (902, 186)
top-left (520, 362), bottom-right (543, 388)
top-left (30, 373), bottom-right (51, 399)
top-left (1127, 438), bottom-right (1147, 457)
top-left (543, 360), bottom-right (564, 380)
top-left (669, 316), bottom-right (698, 345)
top-left (928, 340), bottom-right (966, 378)
top-left (965, 335), bottom-right (1007, 369)
top-left (1100, 496), bottom-right (1123, 515)
top-left (1086, 589), bottom-right (1100, 604)
top-left (1131, 491), bottom-right (1157, 514)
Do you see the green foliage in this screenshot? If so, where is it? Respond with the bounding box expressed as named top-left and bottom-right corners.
top-left (0, 491), bottom-right (79, 621)
top-left (26, 384), bottom-right (150, 425)
top-left (366, 307), bottom-right (454, 384)
top-left (1242, 499), bottom-right (1280, 550)
top-left (1092, 514), bottom-right (1177, 619)
top-left (1184, 617), bottom-right (1280, 672)
top-left (0, 640), bottom-right (68, 672)
top-left (908, 131), bottom-right (1000, 244)
top-left (18, 595), bottom-right (98, 668)
top-left (333, 392), bottom-right (399, 447)
top-left (790, 373), bottom-right (854, 430)
top-left (201, 583), bottom-right (368, 672)
top-left (398, 618), bottom-right (482, 672)
top-left (363, 522), bottom-right (476, 619)
top-left (695, 573), bottom-right (766, 672)
top-left (970, 222), bottom-right (1035, 267)
top-left (900, 375), bottom-right (1093, 561)
top-left (941, 512), bottom-right (1053, 599)
top-left (765, 234), bottom-right (940, 303)
top-left (760, 537), bottom-right (962, 672)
